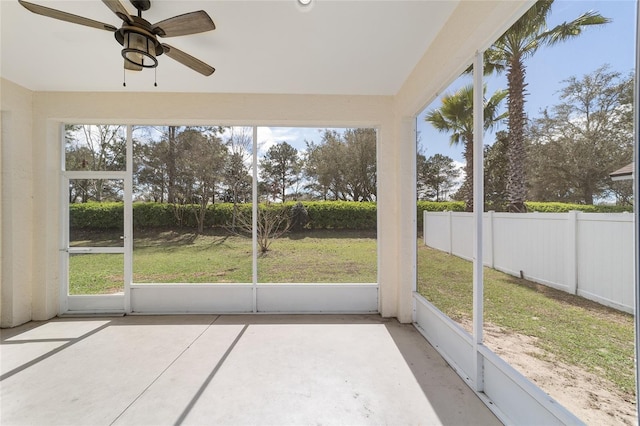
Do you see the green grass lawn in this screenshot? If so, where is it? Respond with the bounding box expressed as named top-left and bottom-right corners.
top-left (69, 229), bottom-right (377, 291)
top-left (132, 230), bottom-right (254, 283)
top-left (69, 253), bottom-right (124, 295)
top-left (418, 243), bottom-right (635, 397)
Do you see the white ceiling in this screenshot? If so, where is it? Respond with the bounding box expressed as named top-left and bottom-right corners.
top-left (0, 0), bottom-right (459, 95)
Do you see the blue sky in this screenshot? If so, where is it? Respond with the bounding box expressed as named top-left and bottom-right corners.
top-left (418, 0), bottom-right (638, 163)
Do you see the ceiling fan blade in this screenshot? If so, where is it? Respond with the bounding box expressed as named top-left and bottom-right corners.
top-left (102, 0), bottom-right (133, 24)
top-left (124, 59), bottom-right (143, 71)
top-left (18, 1), bottom-right (117, 32)
top-left (161, 44), bottom-right (215, 76)
top-left (153, 11), bottom-right (215, 37)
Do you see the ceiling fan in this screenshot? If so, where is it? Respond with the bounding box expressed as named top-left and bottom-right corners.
top-left (18, 0), bottom-right (216, 77)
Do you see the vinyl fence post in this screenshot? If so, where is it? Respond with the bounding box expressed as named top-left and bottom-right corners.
top-left (566, 210), bottom-right (578, 295)
top-left (487, 211), bottom-right (495, 269)
top-left (423, 210), bottom-right (427, 247)
top-left (447, 210), bottom-right (453, 255)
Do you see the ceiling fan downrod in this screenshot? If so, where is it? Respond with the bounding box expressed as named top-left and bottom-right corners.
top-left (130, 0), bottom-right (151, 13)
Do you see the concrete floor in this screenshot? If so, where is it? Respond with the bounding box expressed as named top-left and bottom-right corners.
top-left (1, 314), bottom-right (501, 425)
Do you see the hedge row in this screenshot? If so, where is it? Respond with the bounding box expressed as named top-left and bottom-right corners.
top-left (416, 201), bottom-right (465, 228)
top-left (70, 202), bottom-right (125, 230)
top-left (525, 202), bottom-right (633, 213)
top-left (69, 200), bottom-right (632, 231)
top-left (70, 201), bottom-right (380, 230)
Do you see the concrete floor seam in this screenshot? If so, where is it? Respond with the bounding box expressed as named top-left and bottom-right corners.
top-left (173, 323), bottom-right (249, 426)
top-left (108, 315), bottom-right (221, 426)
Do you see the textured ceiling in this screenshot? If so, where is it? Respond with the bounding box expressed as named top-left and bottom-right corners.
top-left (0, 0), bottom-right (458, 95)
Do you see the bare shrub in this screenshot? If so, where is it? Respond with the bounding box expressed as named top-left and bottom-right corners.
top-left (233, 204), bottom-right (291, 253)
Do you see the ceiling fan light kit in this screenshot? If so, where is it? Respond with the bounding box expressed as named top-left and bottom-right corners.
top-left (18, 0), bottom-right (216, 84)
top-left (121, 28), bottom-right (159, 68)
top-left (115, 16), bottom-right (163, 70)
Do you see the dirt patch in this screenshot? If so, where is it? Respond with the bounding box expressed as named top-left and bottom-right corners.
top-left (458, 319), bottom-right (636, 425)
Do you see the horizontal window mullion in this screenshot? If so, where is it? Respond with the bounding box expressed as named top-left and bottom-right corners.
top-left (64, 171), bottom-right (127, 180)
top-left (68, 247), bottom-right (125, 254)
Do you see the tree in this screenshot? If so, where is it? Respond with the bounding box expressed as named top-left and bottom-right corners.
top-left (417, 153), bottom-right (460, 201)
top-left (484, 0), bottom-right (609, 212)
top-left (527, 66), bottom-right (633, 205)
top-left (65, 125), bottom-right (126, 203)
top-left (484, 131), bottom-right (510, 211)
top-left (223, 127), bottom-right (253, 229)
top-left (260, 142), bottom-right (302, 202)
top-left (303, 140), bottom-right (332, 200)
top-left (343, 128), bottom-right (377, 201)
top-left (175, 128), bottom-right (228, 232)
top-left (133, 126), bottom-right (181, 204)
top-left (425, 84), bottom-right (507, 211)
top-left (222, 151), bottom-right (251, 231)
top-left (304, 131), bottom-right (347, 200)
top-left (304, 129), bottom-right (377, 201)
top-left (607, 180), bottom-right (633, 207)
top-left (133, 128), bottom-right (169, 202)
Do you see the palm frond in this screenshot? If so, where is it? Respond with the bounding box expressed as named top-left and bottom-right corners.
top-left (484, 89), bottom-right (509, 131)
top-left (482, 48), bottom-right (508, 76)
top-left (425, 84), bottom-right (508, 147)
top-left (493, 0), bottom-right (553, 57)
top-left (539, 11), bottom-right (610, 47)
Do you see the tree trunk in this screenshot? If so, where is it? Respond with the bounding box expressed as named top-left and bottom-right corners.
top-left (463, 136), bottom-right (474, 212)
top-left (197, 188), bottom-right (209, 234)
top-left (584, 185), bottom-right (594, 205)
top-left (231, 184), bottom-right (238, 230)
top-left (167, 126), bottom-right (177, 204)
top-left (506, 55), bottom-right (528, 213)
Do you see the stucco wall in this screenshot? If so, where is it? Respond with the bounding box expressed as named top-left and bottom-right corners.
top-left (1, 78), bottom-right (35, 328)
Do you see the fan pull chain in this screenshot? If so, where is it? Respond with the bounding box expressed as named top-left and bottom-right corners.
top-left (123, 68), bottom-right (126, 87)
top-left (154, 67), bottom-right (158, 87)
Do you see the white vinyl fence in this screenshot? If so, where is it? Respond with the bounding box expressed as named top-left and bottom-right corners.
top-left (423, 211), bottom-right (635, 314)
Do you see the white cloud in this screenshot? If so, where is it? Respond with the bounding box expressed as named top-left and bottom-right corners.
top-left (257, 127), bottom-right (343, 157)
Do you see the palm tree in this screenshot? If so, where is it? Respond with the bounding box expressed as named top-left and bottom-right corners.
top-left (484, 0), bottom-right (609, 212)
top-left (425, 85), bottom-right (507, 212)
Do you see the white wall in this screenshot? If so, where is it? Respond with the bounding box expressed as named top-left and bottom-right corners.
top-left (1, 79), bottom-right (35, 327)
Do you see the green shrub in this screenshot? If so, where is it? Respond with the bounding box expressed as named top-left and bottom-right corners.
top-left (70, 201), bottom-right (379, 230)
top-left (70, 202), bottom-right (124, 230)
top-left (132, 202), bottom-right (175, 228)
top-left (591, 205), bottom-right (634, 213)
top-left (290, 202), bottom-right (310, 232)
top-left (69, 200), bottom-right (631, 231)
top-left (525, 202), bottom-right (632, 213)
top-left (417, 201), bottom-right (465, 228)
top-left (302, 201), bottom-right (377, 229)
